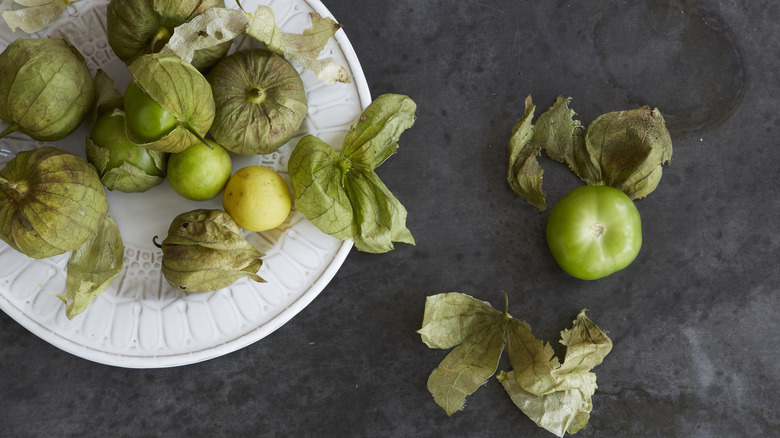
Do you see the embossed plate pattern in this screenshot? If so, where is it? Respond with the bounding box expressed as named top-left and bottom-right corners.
top-left (0, 0), bottom-right (369, 368)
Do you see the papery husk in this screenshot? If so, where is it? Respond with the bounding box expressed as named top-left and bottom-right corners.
top-left (60, 215), bottom-right (124, 319)
top-left (89, 69), bottom-right (125, 126)
top-left (289, 94), bottom-right (416, 253)
top-left (0, 147), bottom-right (108, 259)
top-left (506, 96), bottom-right (674, 209)
top-left (579, 106), bottom-right (673, 200)
top-left (0, 37), bottom-right (94, 141)
top-left (207, 49), bottom-right (308, 155)
top-left (2, 0), bottom-right (71, 34)
top-left (156, 209), bottom-right (264, 293)
top-left (125, 53), bottom-right (215, 153)
top-left (106, 0), bottom-right (231, 69)
top-left (86, 137), bottom-right (167, 193)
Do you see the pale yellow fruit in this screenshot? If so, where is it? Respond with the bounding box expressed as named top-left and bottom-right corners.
top-left (222, 166), bottom-right (291, 231)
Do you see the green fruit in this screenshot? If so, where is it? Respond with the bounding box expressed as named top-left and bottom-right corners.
top-left (167, 140), bottom-right (232, 201)
top-left (90, 112), bottom-right (165, 176)
top-left (546, 185), bottom-right (642, 280)
top-left (86, 111), bottom-right (168, 193)
top-left (124, 81), bottom-right (178, 142)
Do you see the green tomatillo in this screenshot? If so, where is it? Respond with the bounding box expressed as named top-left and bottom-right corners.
top-left (167, 139), bottom-right (232, 201)
top-left (123, 81), bottom-right (178, 143)
top-left (546, 185), bottom-right (642, 280)
top-left (122, 53), bottom-right (215, 154)
top-left (86, 111), bottom-right (168, 193)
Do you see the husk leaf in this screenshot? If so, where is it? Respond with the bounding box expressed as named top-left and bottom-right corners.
top-left (59, 215), bottom-right (123, 319)
top-left (419, 293), bottom-right (612, 436)
top-left (506, 95), bottom-right (673, 207)
top-left (1, 0), bottom-right (72, 34)
top-left (289, 94), bottom-right (415, 253)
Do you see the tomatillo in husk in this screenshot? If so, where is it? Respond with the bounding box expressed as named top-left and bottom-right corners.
top-left (207, 49), bottom-right (307, 155)
top-left (0, 37), bottom-right (94, 141)
top-left (107, 0), bottom-right (231, 70)
top-left (86, 110), bottom-right (168, 192)
top-left (0, 147), bottom-right (108, 259)
top-left (155, 209), bottom-right (265, 293)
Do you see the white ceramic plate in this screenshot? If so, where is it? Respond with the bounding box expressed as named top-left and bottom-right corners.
top-left (0, 0), bottom-right (369, 368)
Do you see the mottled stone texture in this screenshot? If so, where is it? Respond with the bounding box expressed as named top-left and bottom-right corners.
top-left (1, 0), bottom-right (778, 436)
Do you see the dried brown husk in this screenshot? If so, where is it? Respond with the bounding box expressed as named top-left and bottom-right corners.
top-left (106, 0), bottom-right (231, 69)
top-left (156, 209), bottom-right (264, 293)
top-left (0, 147), bottom-right (108, 259)
top-left (207, 49), bottom-right (308, 155)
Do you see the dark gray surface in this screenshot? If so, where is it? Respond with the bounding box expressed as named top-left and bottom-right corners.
top-left (1, 0), bottom-right (778, 436)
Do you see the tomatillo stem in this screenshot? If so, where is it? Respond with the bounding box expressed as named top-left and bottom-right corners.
top-left (0, 123), bottom-right (20, 139)
top-left (150, 27), bottom-right (172, 53)
top-left (246, 86), bottom-right (267, 104)
top-left (183, 122), bottom-right (213, 149)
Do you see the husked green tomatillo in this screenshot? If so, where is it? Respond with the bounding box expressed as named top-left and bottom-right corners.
top-left (0, 147), bottom-right (108, 259)
top-left (155, 209), bottom-right (265, 293)
top-left (107, 0), bottom-right (231, 70)
top-left (0, 38), bottom-right (94, 141)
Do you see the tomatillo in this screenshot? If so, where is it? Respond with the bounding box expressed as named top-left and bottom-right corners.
top-left (89, 112), bottom-right (164, 177)
top-left (546, 185), bottom-right (642, 280)
top-left (167, 140), bottom-right (232, 201)
top-left (124, 81), bottom-right (178, 142)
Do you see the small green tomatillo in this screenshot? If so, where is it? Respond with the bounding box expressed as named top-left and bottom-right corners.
top-left (124, 81), bottom-right (178, 142)
top-left (546, 185), bottom-right (642, 280)
top-left (90, 112), bottom-right (165, 177)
